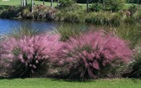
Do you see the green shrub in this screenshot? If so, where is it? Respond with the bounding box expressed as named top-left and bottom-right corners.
top-left (126, 0), bottom-right (141, 4)
top-left (64, 12), bottom-right (80, 23)
top-left (55, 11), bottom-right (65, 21)
top-left (89, 3), bottom-right (103, 12)
top-left (104, 0), bottom-right (126, 12)
top-left (0, 6), bottom-right (21, 18)
top-left (59, 2), bottom-right (82, 12)
top-left (127, 5), bottom-right (138, 16)
top-left (59, 0), bottom-right (76, 7)
top-left (85, 12), bottom-right (105, 25)
top-left (110, 13), bottom-right (121, 26)
top-left (20, 5), bottom-right (58, 21)
top-left (77, 0), bottom-right (101, 3)
top-left (133, 8), bottom-right (141, 22)
top-left (85, 12), bottom-right (121, 26)
top-left (123, 17), bottom-right (135, 24)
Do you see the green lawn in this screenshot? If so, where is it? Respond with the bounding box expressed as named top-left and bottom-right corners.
top-left (0, 0), bottom-right (135, 11)
top-left (0, 78), bottom-right (141, 88)
top-left (0, 0), bottom-right (57, 7)
top-left (0, 0), bottom-right (88, 10)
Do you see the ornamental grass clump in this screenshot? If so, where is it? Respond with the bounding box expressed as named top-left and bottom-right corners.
top-left (0, 34), bottom-right (66, 78)
top-left (65, 30), bottom-right (133, 79)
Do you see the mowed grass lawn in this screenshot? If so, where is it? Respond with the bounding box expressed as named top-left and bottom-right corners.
top-left (0, 0), bottom-right (57, 6)
top-left (0, 0), bottom-right (135, 10)
top-left (0, 78), bottom-right (141, 88)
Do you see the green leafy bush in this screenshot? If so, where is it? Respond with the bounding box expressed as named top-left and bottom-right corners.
top-left (64, 12), bottom-right (80, 23)
top-left (133, 8), bottom-right (141, 22)
top-left (85, 12), bottom-right (121, 26)
top-left (59, 1), bottom-right (82, 12)
top-left (89, 3), bottom-right (103, 12)
top-left (59, 0), bottom-right (76, 7)
top-left (0, 6), bottom-right (21, 18)
top-left (123, 17), bottom-right (135, 24)
top-left (104, 0), bottom-right (126, 12)
top-left (126, 0), bottom-right (141, 4)
top-left (127, 5), bottom-right (138, 16)
top-left (77, 0), bottom-right (101, 3)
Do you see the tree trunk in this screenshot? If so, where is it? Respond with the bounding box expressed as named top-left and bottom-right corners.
top-left (57, 0), bottom-right (59, 8)
top-left (138, 0), bottom-right (140, 4)
top-left (86, 0), bottom-right (89, 12)
top-left (23, 0), bottom-right (26, 7)
top-left (43, 0), bottom-right (45, 5)
top-left (26, 0), bottom-right (28, 5)
top-left (21, 0), bottom-right (23, 7)
top-left (51, 0), bottom-right (53, 7)
top-left (31, 0), bottom-right (34, 12)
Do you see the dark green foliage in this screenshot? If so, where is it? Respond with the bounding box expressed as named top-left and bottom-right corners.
top-left (0, 6), bottom-right (22, 18)
top-left (124, 48), bottom-right (141, 78)
top-left (60, 3), bottom-right (82, 12)
top-left (76, 0), bottom-right (103, 3)
top-left (126, 0), bottom-right (141, 4)
top-left (59, 0), bottom-right (76, 7)
top-left (104, 0), bottom-right (126, 12)
top-left (89, 3), bottom-right (103, 12)
top-left (7, 58), bottom-right (49, 78)
top-left (85, 12), bottom-right (121, 26)
top-left (64, 12), bottom-right (80, 23)
top-left (59, 0), bottom-right (82, 12)
top-left (123, 17), bottom-right (135, 24)
top-left (128, 5), bottom-right (138, 16)
top-left (133, 8), bottom-right (141, 22)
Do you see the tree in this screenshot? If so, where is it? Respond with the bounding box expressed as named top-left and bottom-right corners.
top-left (26, 0), bottom-right (28, 5)
top-left (104, 0), bottom-right (126, 11)
top-left (31, 0), bottom-right (34, 12)
top-left (21, 0), bottom-right (27, 7)
top-left (51, 0), bottom-right (53, 7)
top-left (57, 0), bottom-right (59, 7)
top-left (86, 0), bottom-right (89, 11)
top-left (43, 0), bottom-right (45, 5)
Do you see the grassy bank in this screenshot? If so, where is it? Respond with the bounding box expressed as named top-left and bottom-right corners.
top-left (0, 0), bottom-right (140, 25)
top-left (0, 78), bottom-right (141, 88)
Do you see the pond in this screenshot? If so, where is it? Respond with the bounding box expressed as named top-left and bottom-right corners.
top-left (0, 19), bottom-right (58, 35)
top-left (0, 19), bottom-right (89, 38)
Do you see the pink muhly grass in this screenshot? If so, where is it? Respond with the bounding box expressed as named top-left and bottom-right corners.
top-left (0, 33), bottom-right (67, 77)
top-left (65, 30), bottom-right (133, 79)
top-left (0, 38), bottom-right (18, 61)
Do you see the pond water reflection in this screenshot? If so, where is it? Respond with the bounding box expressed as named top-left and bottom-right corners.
top-left (0, 19), bottom-right (58, 35)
